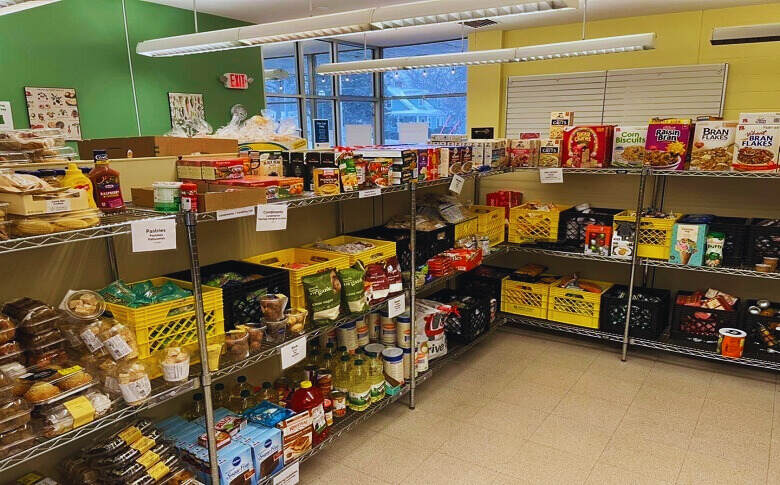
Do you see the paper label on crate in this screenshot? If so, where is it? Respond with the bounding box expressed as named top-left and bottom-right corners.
top-left (449, 174), bottom-right (465, 194)
top-left (359, 188), bottom-right (382, 198)
top-left (387, 294), bottom-right (405, 318)
top-left (256, 203), bottom-right (288, 231)
top-left (216, 206), bottom-right (255, 221)
top-left (131, 219), bottom-right (177, 252)
top-left (280, 336), bottom-right (307, 369)
top-left (539, 167), bottom-right (564, 184)
top-left (273, 462), bottom-right (299, 485)
top-left (46, 198), bottom-right (71, 213)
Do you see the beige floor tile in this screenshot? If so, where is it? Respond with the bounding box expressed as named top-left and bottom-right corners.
top-left (589, 351), bottom-right (655, 382)
top-left (598, 432), bottom-right (686, 484)
top-left (517, 361), bottom-right (585, 391)
top-left (570, 370), bottom-right (644, 405)
top-left (341, 433), bottom-right (435, 483)
top-left (380, 407), bottom-right (457, 450)
top-left (456, 344), bottom-right (530, 373)
top-left (696, 399), bottom-right (773, 443)
top-left (707, 373), bottom-right (776, 410)
top-left (398, 451), bottom-right (500, 485)
top-left (688, 430), bottom-right (770, 463)
top-left (466, 400), bottom-right (547, 439)
top-left (528, 414), bottom-right (614, 461)
top-left (438, 421), bottom-right (525, 472)
top-left (643, 362), bottom-right (713, 396)
top-left (309, 425), bottom-right (376, 463)
top-left (768, 454), bottom-right (780, 485)
top-left (585, 462), bottom-right (672, 485)
top-left (617, 405), bottom-right (695, 450)
top-left (678, 450), bottom-right (767, 485)
top-left (500, 441), bottom-right (596, 485)
top-left (364, 401), bottom-right (409, 432)
top-left (413, 386), bottom-right (482, 422)
top-left (493, 379), bottom-right (569, 411)
top-left (631, 382), bottom-right (706, 420)
top-left (551, 391), bottom-right (628, 433)
top-left (302, 462), bottom-right (392, 485)
top-left (531, 345), bottom-right (600, 372)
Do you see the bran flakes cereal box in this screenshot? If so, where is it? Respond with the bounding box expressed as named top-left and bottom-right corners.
top-left (732, 124), bottom-right (780, 172)
top-left (690, 121), bottom-right (737, 171)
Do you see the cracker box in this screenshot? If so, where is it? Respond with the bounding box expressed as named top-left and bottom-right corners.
top-left (549, 111), bottom-right (574, 140)
top-left (738, 112), bottom-right (780, 125)
top-left (690, 121), bottom-right (737, 171)
top-left (508, 139), bottom-right (541, 167)
top-left (669, 223), bottom-right (708, 266)
top-left (732, 124), bottom-right (780, 172)
top-left (562, 125), bottom-right (614, 168)
top-left (276, 410), bottom-right (313, 463)
top-left (612, 126), bottom-right (647, 168)
top-left (538, 139), bottom-right (562, 167)
top-left (644, 121), bottom-right (693, 170)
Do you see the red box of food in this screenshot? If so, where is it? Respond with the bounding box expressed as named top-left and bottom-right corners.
top-left (562, 126), bottom-right (615, 168)
top-left (195, 157), bottom-right (246, 180)
top-left (486, 190), bottom-right (523, 219)
top-left (443, 248), bottom-right (482, 272)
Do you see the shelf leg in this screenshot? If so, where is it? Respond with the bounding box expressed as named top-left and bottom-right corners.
top-left (408, 182), bottom-right (417, 410)
top-left (104, 236), bottom-right (119, 280)
top-left (473, 175), bottom-right (481, 205)
top-left (621, 169), bottom-right (649, 362)
top-left (183, 212), bottom-right (220, 485)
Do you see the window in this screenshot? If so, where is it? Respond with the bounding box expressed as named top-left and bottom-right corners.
top-left (340, 101), bottom-right (376, 145)
top-left (263, 43), bottom-right (298, 96)
top-left (302, 40), bottom-right (333, 97)
top-left (381, 40), bottom-right (467, 143)
top-left (338, 44), bottom-right (374, 97)
top-left (265, 96), bottom-right (301, 129)
top-left (306, 99), bottom-right (335, 146)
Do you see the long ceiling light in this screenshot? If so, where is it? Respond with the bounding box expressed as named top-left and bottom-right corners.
top-left (0, 0), bottom-right (60, 16)
top-left (711, 23), bottom-right (780, 45)
top-left (316, 33), bottom-right (657, 75)
top-left (136, 0), bottom-right (575, 57)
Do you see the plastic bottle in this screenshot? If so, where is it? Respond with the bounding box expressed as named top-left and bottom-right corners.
top-left (258, 381), bottom-right (276, 403)
top-left (364, 349), bottom-right (386, 403)
top-left (287, 381), bottom-right (328, 445)
top-left (61, 163), bottom-right (96, 208)
top-left (230, 389), bottom-right (254, 412)
top-left (235, 375), bottom-right (252, 396)
top-left (332, 355), bottom-right (351, 394)
top-left (347, 359), bottom-right (371, 412)
top-left (213, 383), bottom-right (229, 409)
top-left (89, 160), bottom-right (124, 212)
top-left (320, 352), bottom-right (333, 372)
top-left (184, 393), bottom-right (205, 420)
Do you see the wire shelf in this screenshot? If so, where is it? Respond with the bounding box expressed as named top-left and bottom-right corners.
top-left (513, 167), bottom-right (644, 175)
top-left (416, 247), bottom-right (508, 297)
top-left (501, 313), bottom-right (623, 342)
top-left (416, 167), bottom-right (515, 188)
top-left (641, 259), bottom-right (780, 280)
top-left (652, 169), bottom-right (780, 178)
top-left (502, 243), bottom-right (632, 264)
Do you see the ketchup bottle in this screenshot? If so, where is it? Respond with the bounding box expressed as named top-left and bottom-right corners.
top-left (287, 380), bottom-right (328, 444)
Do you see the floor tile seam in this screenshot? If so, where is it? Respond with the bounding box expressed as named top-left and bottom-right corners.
top-left (674, 381), bottom-right (709, 484)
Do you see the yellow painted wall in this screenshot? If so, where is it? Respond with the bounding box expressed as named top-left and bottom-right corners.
top-left (467, 2), bottom-right (780, 135)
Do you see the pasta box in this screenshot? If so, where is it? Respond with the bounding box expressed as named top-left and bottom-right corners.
top-left (644, 121), bottom-right (693, 170)
top-left (732, 124), bottom-right (780, 172)
top-left (562, 126), bottom-right (614, 168)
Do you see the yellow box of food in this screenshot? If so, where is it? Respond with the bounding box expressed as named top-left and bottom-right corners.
top-left (0, 188), bottom-right (91, 216)
top-left (472, 205), bottom-right (505, 246)
top-left (300, 236), bottom-right (397, 266)
top-left (312, 168), bottom-right (341, 196)
top-left (613, 210), bottom-right (680, 260)
top-left (508, 202), bottom-right (569, 244)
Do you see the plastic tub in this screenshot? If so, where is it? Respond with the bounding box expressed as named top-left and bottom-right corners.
top-left (19, 328), bottom-right (62, 348)
top-left (0, 398), bottom-right (31, 434)
top-left (25, 338), bottom-right (67, 367)
top-left (61, 290), bottom-right (105, 321)
top-left (224, 329), bottom-right (249, 361)
top-left (245, 323), bottom-right (265, 353)
top-left (264, 317), bottom-right (288, 345)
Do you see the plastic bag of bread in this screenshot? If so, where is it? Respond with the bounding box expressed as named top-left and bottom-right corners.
top-left (10, 209), bottom-right (101, 237)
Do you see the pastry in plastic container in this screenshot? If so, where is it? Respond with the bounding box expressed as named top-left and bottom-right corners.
top-left (91, 428), bottom-right (162, 469)
top-left (19, 328), bottom-right (62, 348)
top-left (21, 365), bottom-right (95, 405)
top-left (9, 208), bottom-right (101, 237)
top-left (0, 342), bottom-right (23, 367)
top-left (60, 290), bottom-right (105, 321)
top-left (2, 298), bottom-right (60, 332)
top-left (80, 318), bottom-right (138, 361)
top-left (25, 338), bottom-right (68, 367)
top-left (245, 323), bottom-right (266, 353)
top-left (83, 418), bottom-right (153, 458)
top-left (159, 347), bottom-right (190, 383)
top-left (39, 389), bottom-right (111, 437)
top-left (0, 397), bottom-right (31, 434)
top-left (0, 316), bottom-right (15, 345)
top-left (225, 328), bottom-right (250, 361)
top-left (115, 360), bottom-right (151, 406)
top-left (0, 422), bottom-right (34, 458)
top-left (100, 440), bottom-right (174, 482)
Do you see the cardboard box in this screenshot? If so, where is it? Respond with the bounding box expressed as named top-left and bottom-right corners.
top-left (612, 126), bottom-right (648, 168)
top-left (738, 112), bottom-right (780, 125)
top-left (197, 157), bottom-right (245, 181)
top-left (539, 139), bottom-right (562, 167)
top-left (732, 124), bottom-right (780, 172)
top-left (176, 158), bottom-right (202, 180)
top-left (130, 183), bottom-right (267, 211)
top-left (78, 136), bottom-right (238, 160)
top-left (276, 410), bottom-right (313, 463)
top-left (669, 223), bottom-right (708, 266)
top-left (562, 125), bottom-right (614, 168)
top-left (235, 425), bottom-right (284, 481)
top-left (509, 139), bottom-right (541, 167)
top-left (549, 112), bottom-right (574, 140)
top-left (0, 189), bottom-right (91, 216)
top-left (644, 122), bottom-right (693, 170)
top-left (690, 121), bottom-right (737, 171)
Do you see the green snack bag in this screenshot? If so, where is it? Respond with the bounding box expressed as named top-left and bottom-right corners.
top-left (339, 263), bottom-right (369, 314)
top-left (302, 270), bottom-right (342, 325)
top-left (705, 231), bottom-right (725, 268)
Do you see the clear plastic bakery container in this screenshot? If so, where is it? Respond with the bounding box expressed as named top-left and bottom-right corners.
top-left (0, 315), bottom-right (16, 345)
top-left (39, 389), bottom-right (111, 437)
top-left (19, 328), bottom-right (62, 348)
top-left (0, 422), bottom-right (35, 458)
top-left (0, 398), bottom-right (31, 434)
top-left (25, 337), bottom-right (67, 367)
top-left (9, 208), bottom-right (101, 237)
top-left (0, 221), bottom-right (10, 242)
top-left (20, 364), bottom-right (96, 406)
top-left (2, 298), bottom-right (59, 327)
top-left (61, 290), bottom-right (105, 321)
top-left (31, 146), bottom-right (77, 163)
top-left (0, 152), bottom-right (30, 162)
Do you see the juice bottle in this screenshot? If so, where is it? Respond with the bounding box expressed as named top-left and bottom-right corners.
top-left (332, 355), bottom-right (351, 393)
top-left (347, 359), bottom-right (371, 412)
top-left (61, 162), bottom-right (96, 208)
top-left (364, 348), bottom-right (386, 403)
top-left (258, 381), bottom-right (276, 403)
top-left (89, 160), bottom-right (124, 213)
top-left (288, 380), bottom-right (328, 444)
top-left (212, 383), bottom-right (229, 409)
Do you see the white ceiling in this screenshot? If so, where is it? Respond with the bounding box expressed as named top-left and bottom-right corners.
top-left (143, 0), bottom-right (779, 46)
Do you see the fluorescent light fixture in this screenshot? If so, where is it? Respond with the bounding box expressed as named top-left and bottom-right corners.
top-left (137, 0), bottom-right (574, 57)
top-left (0, 0), bottom-right (60, 16)
top-left (317, 33), bottom-right (656, 75)
top-left (711, 23), bottom-right (780, 45)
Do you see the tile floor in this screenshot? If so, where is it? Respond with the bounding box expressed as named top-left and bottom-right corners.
top-left (300, 327), bottom-right (780, 484)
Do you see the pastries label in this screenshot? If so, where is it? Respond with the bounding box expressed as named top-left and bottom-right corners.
top-left (161, 360), bottom-right (189, 382)
top-left (45, 198), bottom-right (71, 214)
top-left (103, 334), bottom-right (133, 361)
top-left (63, 395), bottom-right (95, 428)
top-left (147, 461), bottom-right (170, 481)
top-left (119, 375), bottom-right (151, 404)
top-left (79, 329), bottom-right (103, 353)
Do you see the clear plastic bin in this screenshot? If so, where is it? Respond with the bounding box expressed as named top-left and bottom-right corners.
top-left (0, 398), bottom-right (31, 434)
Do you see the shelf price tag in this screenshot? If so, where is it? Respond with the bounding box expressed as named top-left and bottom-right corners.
top-left (216, 206), bottom-right (255, 221)
top-left (449, 174), bottom-right (465, 194)
top-left (359, 188), bottom-right (382, 198)
top-left (131, 219), bottom-right (177, 252)
top-left (256, 204), bottom-right (288, 231)
top-left (539, 167), bottom-right (564, 184)
top-left (280, 336), bottom-right (307, 370)
top-left (387, 294), bottom-right (405, 318)
top-left (273, 462), bottom-right (299, 485)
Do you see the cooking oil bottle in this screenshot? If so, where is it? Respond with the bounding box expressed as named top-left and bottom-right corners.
top-left (364, 348), bottom-right (385, 403)
top-left (347, 359), bottom-right (371, 412)
top-left (332, 354), bottom-right (351, 394)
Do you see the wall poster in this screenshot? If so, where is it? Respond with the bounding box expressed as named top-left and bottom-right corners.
top-left (24, 87), bottom-right (81, 140)
top-left (168, 92), bottom-right (205, 127)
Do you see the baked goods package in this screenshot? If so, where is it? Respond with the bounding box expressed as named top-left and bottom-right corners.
top-left (19, 364), bottom-right (95, 406)
top-left (690, 121), bottom-right (737, 171)
top-left (302, 270), bottom-right (342, 324)
top-left (159, 347), bottom-right (190, 383)
top-left (612, 126), bottom-right (647, 168)
top-left (562, 126), bottom-right (614, 168)
top-left (79, 318), bottom-right (139, 361)
top-left (732, 124), bottom-right (780, 172)
top-left (59, 290), bottom-right (105, 321)
top-left (644, 119), bottom-right (692, 170)
top-left (115, 360), bottom-right (151, 406)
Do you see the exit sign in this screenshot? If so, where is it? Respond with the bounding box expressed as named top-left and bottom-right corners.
top-left (221, 73), bottom-right (251, 90)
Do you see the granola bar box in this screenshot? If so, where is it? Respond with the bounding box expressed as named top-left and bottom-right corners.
top-left (690, 121), bottom-right (737, 171)
top-left (562, 125), bottom-right (614, 168)
top-left (612, 126), bottom-right (647, 168)
top-left (644, 120), bottom-right (692, 170)
top-left (732, 124), bottom-right (780, 172)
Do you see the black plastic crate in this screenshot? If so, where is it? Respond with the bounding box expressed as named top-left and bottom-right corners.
top-left (430, 289), bottom-right (490, 343)
top-left (558, 207), bottom-right (622, 246)
top-left (742, 299), bottom-right (780, 354)
top-left (599, 285), bottom-right (670, 339)
top-left (457, 266), bottom-right (513, 323)
top-left (707, 216), bottom-right (751, 266)
top-left (746, 219), bottom-right (780, 264)
top-left (167, 260), bottom-right (289, 330)
top-left (350, 224), bottom-right (454, 271)
top-left (670, 290), bottom-right (741, 343)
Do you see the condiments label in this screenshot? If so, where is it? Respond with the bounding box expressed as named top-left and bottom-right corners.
top-left (130, 436), bottom-right (156, 454)
top-left (63, 395), bottom-right (95, 428)
top-left (137, 450), bottom-right (161, 469)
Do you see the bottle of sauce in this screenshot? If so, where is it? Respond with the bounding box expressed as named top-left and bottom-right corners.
top-left (184, 393), bottom-right (204, 420)
top-left (61, 163), bottom-right (96, 208)
top-left (212, 383), bottom-right (229, 409)
top-left (287, 380), bottom-right (328, 445)
top-left (89, 153), bottom-right (124, 213)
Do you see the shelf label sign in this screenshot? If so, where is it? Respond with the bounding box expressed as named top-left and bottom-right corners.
top-left (46, 198), bottom-right (71, 214)
top-left (539, 167), bottom-right (564, 184)
top-left (256, 204), bottom-right (288, 231)
top-left (359, 188), bottom-right (382, 198)
top-left (280, 337), bottom-right (307, 370)
top-left (216, 206), bottom-right (255, 221)
top-left (387, 294), bottom-right (405, 318)
top-left (273, 462), bottom-right (299, 485)
top-left (449, 174), bottom-right (465, 194)
top-left (131, 219), bottom-right (177, 252)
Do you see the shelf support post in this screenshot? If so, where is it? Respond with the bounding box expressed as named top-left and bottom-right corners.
top-left (408, 181), bottom-right (417, 410)
top-left (621, 168), bottom-right (649, 361)
top-left (104, 236), bottom-right (120, 280)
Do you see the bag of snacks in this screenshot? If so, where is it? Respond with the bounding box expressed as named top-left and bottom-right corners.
top-left (338, 264), bottom-right (369, 315)
top-left (385, 257), bottom-right (403, 296)
top-left (365, 263), bottom-right (389, 305)
top-left (302, 270), bottom-right (342, 324)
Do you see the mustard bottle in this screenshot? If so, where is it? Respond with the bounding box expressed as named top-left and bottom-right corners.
top-left (61, 162), bottom-right (96, 208)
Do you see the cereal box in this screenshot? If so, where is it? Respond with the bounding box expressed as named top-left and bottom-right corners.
top-left (738, 112), bottom-right (780, 125)
top-left (612, 126), bottom-right (647, 168)
top-left (549, 111), bottom-right (574, 140)
top-left (539, 139), bottom-right (562, 167)
top-left (562, 125), bottom-right (614, 168)
top-left (508, 139), bottom-right (541, 167)
top-left (732, 124), bottom-right (780, 172)
top-left (690, 121), bottom-right (737, 171)
top-left (644, 122), bottom-right (693, 170)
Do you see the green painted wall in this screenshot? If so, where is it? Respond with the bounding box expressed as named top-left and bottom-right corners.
top-left (0, 0), bottom-right (263, 142)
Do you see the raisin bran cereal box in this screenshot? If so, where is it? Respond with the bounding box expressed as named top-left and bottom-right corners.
top-left (732, 124), bottom-right (780, 172)
top-left (612, 126), bottom-right (647, 168)
top-left (562, 125), bottom-right (614, 168)
top-left (644, 119), bottom-right (692, 170)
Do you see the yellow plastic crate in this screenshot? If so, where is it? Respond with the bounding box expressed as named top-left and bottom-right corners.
top-left (547, 279), bottom-right (613, 329)
top-left (472, 205), bottom-right (505, 246)
top-left (104, 277), bottom-right (225, 360)
top-left (501, 276), bottom-right (559, 319)
top-left (300, 236), bottom-right (397, 266)
top-left (454, 217), bottom-right (479, 241)
top-left (613, 211), bottom-right (681, 260)
top-left (508, 202), bottom-right (569, 244)
top-left (244, 248), bottom-right (350, 307)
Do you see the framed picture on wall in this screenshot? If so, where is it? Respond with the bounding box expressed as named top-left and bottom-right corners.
top-left (168, 92), bottom-right (205, 128)
top-left (24, 87), bottom-right (82, 140)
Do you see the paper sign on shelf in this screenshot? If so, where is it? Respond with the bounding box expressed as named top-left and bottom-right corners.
top-left (256, 204), bottom-right (288, 231)
top-left (273, 462), bottom-right (299, 485)
top-left (387, 294), bottom-right (405, 318)
top-left (280, 337), bottom-right (307, 370)
top-left (46, 198), bottom-right (71, 214)
top-left (131, 219), bottom-right (177, 252)
top-left (359, 188), bottom-right (382, 198)
top-left (539, 167), bottom-right (564, 184)
top-left (216, 206), bottom-right (255, 221)
top-left (449, 174), bottom-right (465, 194)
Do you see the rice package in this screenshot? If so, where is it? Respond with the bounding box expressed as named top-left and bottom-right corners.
top-left (302, 269), bottom-right (342, 324)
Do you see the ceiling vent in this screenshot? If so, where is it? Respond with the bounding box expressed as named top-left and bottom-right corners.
top-left (462, 19), bottom-right (498, 29)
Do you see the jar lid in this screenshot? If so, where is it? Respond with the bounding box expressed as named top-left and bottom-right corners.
top-left (152, 181), bottom-right (182, 189)
top-left (300, 380), bottom-right (312, 389)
